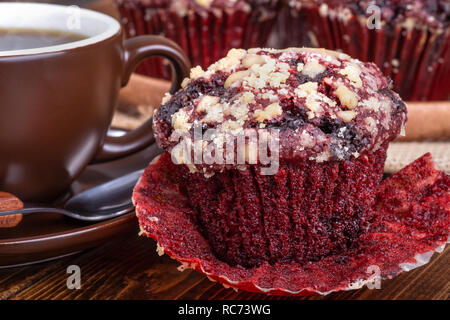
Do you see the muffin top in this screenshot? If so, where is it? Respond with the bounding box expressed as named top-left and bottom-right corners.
top-left (153, 47), bottom-right (407, 173)
top-left (291, 0), bottom-right (450, 30)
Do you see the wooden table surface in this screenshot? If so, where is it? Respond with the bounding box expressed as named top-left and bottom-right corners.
top-left (0, 221), bottom-right (448, 300)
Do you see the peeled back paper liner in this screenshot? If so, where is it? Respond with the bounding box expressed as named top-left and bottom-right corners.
top-left (133, 152), bottom-right (449, 296)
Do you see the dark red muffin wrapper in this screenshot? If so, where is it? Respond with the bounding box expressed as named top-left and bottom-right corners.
top-left (177, 145), bottom-right (387, 268)
top-left (279, 5), bottom-right (450, 101)
top-left (116, 0), bottom-right (280, 79)
top-left (133, 152), bottom-right (449, 295)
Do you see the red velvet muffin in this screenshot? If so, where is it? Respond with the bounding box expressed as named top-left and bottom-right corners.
top-left (278, 0), bottom-right (450, 101)
top-left (134, 48), bottom-right (449, 295)
top-left (116, 0), bottom-right (281, 79)
top-left (151, 47), bottom-right (407, 268)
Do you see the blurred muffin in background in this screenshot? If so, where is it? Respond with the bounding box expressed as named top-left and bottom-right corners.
top-left (116, 0), bottom-right (281, 79)
top-left (276, 0), bottom-right (450, 101)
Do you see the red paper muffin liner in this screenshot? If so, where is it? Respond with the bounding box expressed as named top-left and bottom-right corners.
top-left (280, 5), bottom-right (450, 101)
top-left (116, 0), bottom-right (280, 79)
top-left (133, 152), bottom-right (449, 296)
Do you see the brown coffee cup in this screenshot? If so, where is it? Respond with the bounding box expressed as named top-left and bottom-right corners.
top-left (0, 3), bottom-right (190, 201)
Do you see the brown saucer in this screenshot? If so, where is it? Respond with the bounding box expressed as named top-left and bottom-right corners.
top-left (0, 137), bottom-right (162, 267)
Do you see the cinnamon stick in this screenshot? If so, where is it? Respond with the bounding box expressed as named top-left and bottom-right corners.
top-left (118, 74), bottom-right (171, 115)
top-left (399, 101), bottom-right (450, 141)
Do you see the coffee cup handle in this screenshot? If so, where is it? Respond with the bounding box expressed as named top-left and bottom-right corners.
top-left (92, 35), bottom-right (190, 163)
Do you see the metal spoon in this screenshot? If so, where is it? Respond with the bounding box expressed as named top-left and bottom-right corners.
top-left (0, 169), bottom-right (144, 222)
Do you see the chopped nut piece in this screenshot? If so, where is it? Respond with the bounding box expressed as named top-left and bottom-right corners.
top-left (337, 110), bottom-right (357, 122)
top-left (242, 55), bottom-right (266, 68)
top-left (221, 119), bottom-right (242, 131)
top-left (197, 95), bottom-right (221, 112)
top-left (202, 103), bottom-right (224, 123)
top-left (224, 70), bottom-right (251, 88)
top-left (362, 96), bottom-right (382, 111)
top-left (269, 72), bottom-right (289, 87)
top-left (190, 66), bottom-right (204, 79)
top-left (335, 85), bottom-right (358, 109)
top-left (240, 92), bottom-right (255, 104)
top-left (295, 82), bottom-right (318, 97)
top-left (172, 109), bottom-right (193, 132)
top-left (278, 62), bottom-right (291, 73)
top-left (254, 103), bottom-right (282, 122)
top-left (295, 82), bottom-right (332, 117)
top-left (213, 48), bottom-right (247, 72)
top-left (261, 90), bottom-right (278, 102)
top-left (302, 60), bottom-right (326, 78)
top-left (339, 65), bottom-right (362, 88)
top-left (161, 92), bottom-right (172, 104)
top-left (181, 78), bottom-right (190, 88)
top-left (227, 48), bottom-right (247, 60)
top-left (223, 101), bottom-right (249, 122)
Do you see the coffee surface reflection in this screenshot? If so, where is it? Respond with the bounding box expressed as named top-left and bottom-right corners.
top-left (0, 28), bottom-right (87, 51)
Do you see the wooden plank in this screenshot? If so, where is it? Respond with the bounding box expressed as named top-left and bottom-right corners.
top-left (0, 234), bottom-right (447, 300)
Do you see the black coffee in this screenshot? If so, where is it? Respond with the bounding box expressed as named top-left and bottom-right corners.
top-left (0, 28), bottom-right (87, 51)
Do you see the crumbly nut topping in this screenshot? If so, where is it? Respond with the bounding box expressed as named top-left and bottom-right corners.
top-left (302, 60), bottom-right (326, 78)
top-left (224, 70), bottom-right (251, 88)
top-left (153, 47), bottom-right (407, 170)
top-left (337, 110), bottom-right (357, 122)
top-left (172, 108), bottom-right (193, 132)
top-left (197, 95), bottom-right (220, 112)
top-left (339, 65), bottom-right (363, 88)
top-left (190, 65), bottom-right (205, 78)
top-left (335, 85), bottom-right (358, 109)
top-left (254, 102), bottom-right (282, 122)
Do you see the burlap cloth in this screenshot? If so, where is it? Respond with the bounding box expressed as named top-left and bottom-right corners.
top-left (386, 141), bottom-right (449, 173)
top-left (112, 109), bottom-right (450, 174)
